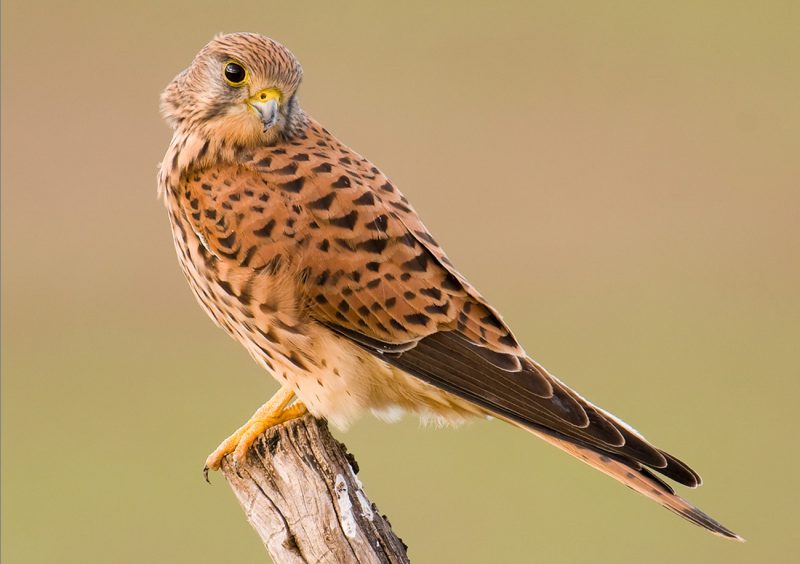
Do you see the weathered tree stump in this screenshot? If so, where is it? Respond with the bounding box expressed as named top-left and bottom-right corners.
top-left (220, 414), bottom-right (410, 563)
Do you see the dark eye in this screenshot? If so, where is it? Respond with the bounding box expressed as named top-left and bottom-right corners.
top-left (223, 62), bottom-right (247, 86)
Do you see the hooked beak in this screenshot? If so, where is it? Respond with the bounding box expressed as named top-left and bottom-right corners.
top-left (248, 88), bottom-right (282, 132)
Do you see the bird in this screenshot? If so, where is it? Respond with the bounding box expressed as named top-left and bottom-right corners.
top-left (159, 32), bottom-right (740, 540)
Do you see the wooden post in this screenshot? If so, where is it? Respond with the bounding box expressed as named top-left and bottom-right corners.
top-left (220, 414), bottom-right (410, 563)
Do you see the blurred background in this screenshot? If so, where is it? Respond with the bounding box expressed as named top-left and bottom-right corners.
top-left (3, 1), bottom-right (798, 562)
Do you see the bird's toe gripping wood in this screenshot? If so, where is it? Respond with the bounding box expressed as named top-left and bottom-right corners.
top-left (203, 387), bottom-right (307, 480)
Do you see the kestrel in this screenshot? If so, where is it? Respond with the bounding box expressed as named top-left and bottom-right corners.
top-left (159, 32), bottom-right (740, 540)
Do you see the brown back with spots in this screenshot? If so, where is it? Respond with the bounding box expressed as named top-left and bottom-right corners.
top-left (178, 119), bottom-right (524, 366)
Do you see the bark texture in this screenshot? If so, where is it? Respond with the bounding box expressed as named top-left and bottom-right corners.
top-left (220, 414), bottom-right (409, 563)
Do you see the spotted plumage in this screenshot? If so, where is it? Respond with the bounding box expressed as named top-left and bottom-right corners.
top-left (159, 32), bottom-right (740, 540)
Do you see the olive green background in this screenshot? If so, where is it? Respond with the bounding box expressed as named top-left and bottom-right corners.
top-left (3, 2), bottom-right (798, 563)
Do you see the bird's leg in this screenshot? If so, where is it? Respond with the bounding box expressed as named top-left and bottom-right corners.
top-left (204, 386), bottom-right (307, 478)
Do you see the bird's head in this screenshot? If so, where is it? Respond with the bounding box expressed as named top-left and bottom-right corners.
top-left (161, 33), bottom-right (305, 147)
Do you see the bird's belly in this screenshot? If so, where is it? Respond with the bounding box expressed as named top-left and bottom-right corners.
top-left (270, 328), bottom-right (486, 430)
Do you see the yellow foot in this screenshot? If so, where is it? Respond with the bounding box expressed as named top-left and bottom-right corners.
top-left (203, 386), bottom-right (307, 480)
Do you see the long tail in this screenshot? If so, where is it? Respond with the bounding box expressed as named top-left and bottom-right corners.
top-left (522, 425), bottom-right (744, 541)
top-left (376, 331), bottom-right (742, 539)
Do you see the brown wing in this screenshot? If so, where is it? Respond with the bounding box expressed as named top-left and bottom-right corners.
top-left (287, 152), bottom-right (531, 372)
top-left (177, 122), bottom-right (696, 487)
top-left (291, 129), bottom-right (715, 486)
top-left (270, 132), bottom-right (742, 536)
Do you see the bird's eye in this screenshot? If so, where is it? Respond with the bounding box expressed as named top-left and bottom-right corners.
top-left (223, 61), bottom-right (248, 86)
